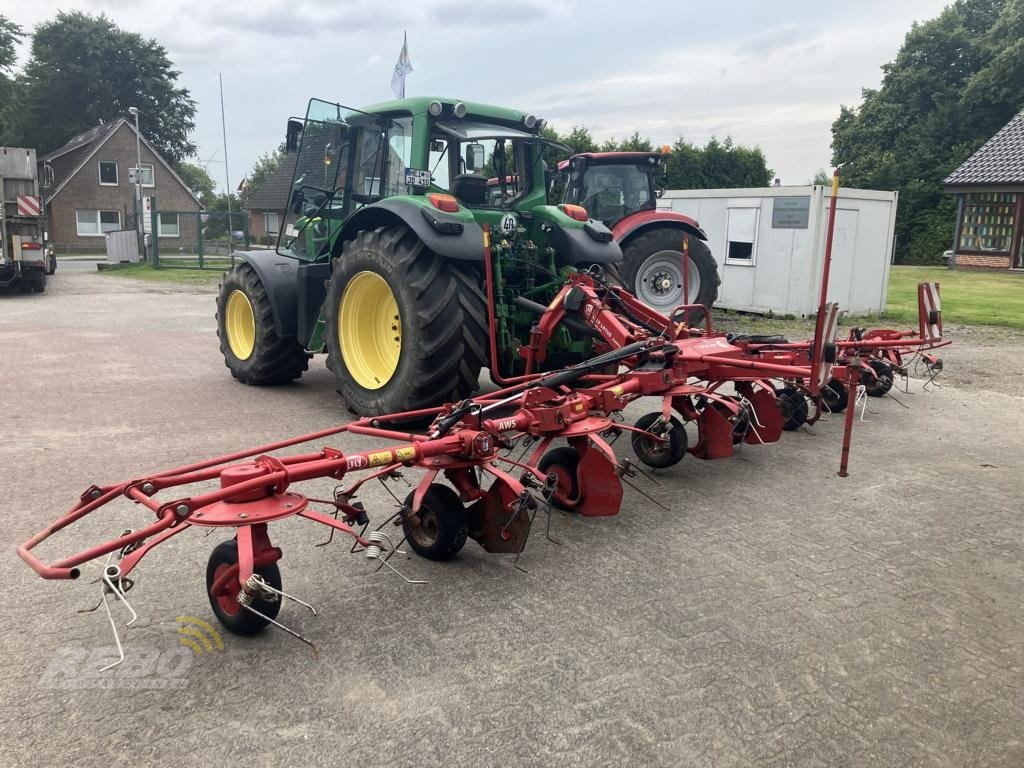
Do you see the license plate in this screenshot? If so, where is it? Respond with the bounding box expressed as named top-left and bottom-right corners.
top-left (404, 168), bottom-right (431, 188)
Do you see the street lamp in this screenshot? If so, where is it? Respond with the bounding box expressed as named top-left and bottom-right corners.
top-left (128, 106), bottom-right (145, 261)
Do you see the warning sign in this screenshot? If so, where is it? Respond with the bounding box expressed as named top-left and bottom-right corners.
top-left (16, 195), bottom-right (41, 217)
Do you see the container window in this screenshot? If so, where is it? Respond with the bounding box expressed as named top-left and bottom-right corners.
top-left (726, 207), bottom-right (758, 264)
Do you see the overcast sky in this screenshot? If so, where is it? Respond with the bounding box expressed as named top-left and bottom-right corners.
top-left (7, 0), bottom-right (951, 191)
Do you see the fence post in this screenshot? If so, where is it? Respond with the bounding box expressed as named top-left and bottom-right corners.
top-left (197, 210), bottom-right (204, 269)
top-left (150, 197), bottom-right (159, 267)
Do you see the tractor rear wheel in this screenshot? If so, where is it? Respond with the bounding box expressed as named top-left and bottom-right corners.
top-left (621, 228), bottom-right (719, 323)
top-left (216, 262), bottom-right (310, 385)
top-left (324, 226), bottom-right (487, 416)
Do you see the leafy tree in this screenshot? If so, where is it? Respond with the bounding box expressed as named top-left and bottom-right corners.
top-left (663, 136), bottom-right (772, 189)
top-left (561, 126), bottom-right (598, 154)
top-left (3, 11), bottom-right (196, 162)
top-left (175, 162), bottom-right (217, 205)
top-left (831, 0), bottom-right (1024, 264)
top-left (241, 145), bottom-right (286, 205)
top-left (0, 15), bottom-right (22, 74)
top-left (810, 168), bottom-right (833, 185)
top-left (0, 16), bottom-right (24, 139)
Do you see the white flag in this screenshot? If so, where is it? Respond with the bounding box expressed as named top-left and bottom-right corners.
top-left (390, 32), bottom-right (413, 99)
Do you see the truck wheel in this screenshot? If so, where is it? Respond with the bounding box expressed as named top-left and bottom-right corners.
top-left (31, 274), bottom-right (46, 293)
top-left (216, 262), bottom-right (310, 385)
top-left (621, 228), bottom-right (719, 323)
top-left (324, 226), bottom-right (487, 416)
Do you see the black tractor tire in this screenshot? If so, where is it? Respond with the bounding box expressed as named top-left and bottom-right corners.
top-left (631, 412), bottom-right (688, 468)
top-left (205, 539), bottom-right (282, 635)
top-left (216, 262), bottom-right (310, 385)
top-left (776, 387), bottom-right (809, 431)
top-left (324, 226), bottom-right (488, 416)
top-left (620, 228), bottom-right (719, 323)
top-left (538, 447), bottom-right (582, 512)
top-left (862, 360), bottom-right (894, 397)
top-left (821, 379), bottom-right (849, 413)
top-left (402, 484), bottom-right (469, 561)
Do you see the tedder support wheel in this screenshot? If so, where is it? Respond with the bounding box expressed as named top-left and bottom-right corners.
top-left (216, 262), bottom-right (310, 385)
top-left (631, 412), bottom-right (688, 468)
top-left (538, 447), bottom-right (582, 512)
top-left (620, 228), bottom-right (719, 323)
top-left (776, 387), bottom-right (809, 431)
top-left (862, 360), bottom-right (894, 397)
top-left (324, 226), bottom-right (488, 416)
top-left (821, 380), bottom-right (849, 413)
top-left (205, 539), bottom-right (282, 635)
top-left (402, 484), bottom-right (469, 561)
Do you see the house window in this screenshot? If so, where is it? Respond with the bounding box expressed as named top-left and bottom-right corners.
top-left (726, 207), bottom-right (759, 264)
top-left (98, 161), bottom-right (118, 186)
top-left (76, 209), bottom-right (121, 236)
top-left (958, 192), bottom-right (1017, 253)
top-left (157, 212), bottom-right (179, 237)
top-left (264, 212), bottom-right (279, 235)
top-left (139, 163), bottom-right (155, 187)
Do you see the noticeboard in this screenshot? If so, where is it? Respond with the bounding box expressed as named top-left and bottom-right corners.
top-left (772, 196), bottom-right (811, 229)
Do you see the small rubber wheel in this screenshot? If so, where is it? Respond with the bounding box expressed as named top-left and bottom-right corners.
top-left (631, 412), bottom-right (688, 468)
top-left (711, 401), bottom-right (749, 444)
top-left (777, 387), bottom-right (809, 431)
top-left (206, 539), bottom-right (282, 635)
top-left (821, 379), bottom-right (848, 413)
top-left (538, 447), bottom-right (582, 512)
top-left (402, 484), bottom-right (469, 561)
top-left (862, 360), bottom-right (894, 397)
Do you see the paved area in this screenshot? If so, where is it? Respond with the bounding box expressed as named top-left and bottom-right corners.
top-left (1, 270), bottom-right (1022, 768)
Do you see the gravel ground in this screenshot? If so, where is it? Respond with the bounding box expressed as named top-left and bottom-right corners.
top-left (1, 270), bottom-right (1022, 768)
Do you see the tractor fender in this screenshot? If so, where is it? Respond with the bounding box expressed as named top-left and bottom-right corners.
top-left (336, 199), bottom-right (486, 261)
top-left (233, 249), bottom-right (299, 338)
top-left (612, 210), bottom-right (708, 244)
top-left (548, 222), bottom-right (623, 267)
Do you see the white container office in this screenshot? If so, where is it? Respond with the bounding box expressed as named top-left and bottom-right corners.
top-left (657, 186), bottom-right (898, 316)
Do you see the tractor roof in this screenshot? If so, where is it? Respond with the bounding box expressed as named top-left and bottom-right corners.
top-left (358, 96), bottom-right (536, 128)
top-left (557, 151), bottom-right (666, 172)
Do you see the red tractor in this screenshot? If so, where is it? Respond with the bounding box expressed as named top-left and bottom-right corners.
top-left (558, 151), bottom-right (719, 317)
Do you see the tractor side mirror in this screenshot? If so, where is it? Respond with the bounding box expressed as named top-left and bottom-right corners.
top-left (286, 119), bottom-right (304, 152)
top-left (290, 188), bottom-right (304, 215)
top-left (465, 143), bottom-right (485, 173)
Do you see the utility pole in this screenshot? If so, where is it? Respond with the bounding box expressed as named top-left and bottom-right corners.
top-left (219, 74), bottom-right (233, 239)
top-left (128, 106), bottom-right (145, 261)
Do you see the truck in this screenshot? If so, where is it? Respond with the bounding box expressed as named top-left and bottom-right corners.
top-left (0, 147), bottom-right (54, 293)
top-left (217, 97), bottom-right (622, 416)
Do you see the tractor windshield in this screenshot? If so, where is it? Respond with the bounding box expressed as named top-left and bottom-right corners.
top-left (277, 99), bottom-right (412, 260)
top-left (570, 163), bottom-right (654, 225)
top-left (431, 120), bottom-right (531, 208)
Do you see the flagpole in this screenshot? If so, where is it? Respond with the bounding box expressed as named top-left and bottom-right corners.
top-left (401, 30), bottom-right (407, 98)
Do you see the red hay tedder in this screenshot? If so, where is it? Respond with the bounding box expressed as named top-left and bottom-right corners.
top-left (18, 170), bottom-right (950, 663)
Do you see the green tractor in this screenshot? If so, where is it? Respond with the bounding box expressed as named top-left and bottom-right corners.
top-left (217, 97), bottom-right (621, 415)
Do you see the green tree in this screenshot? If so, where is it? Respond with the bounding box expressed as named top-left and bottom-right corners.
top-left (5, 11), bottom-right (196, 162)
top-left (175, 162), bottom-right (217, 205)
top-left (831, 0), bottom-right (1024, 264)
top-left (241, 145), bottom-right (286, 205)
top-left (663, 136), bottom-right (772, 189)
top-left (810, 168), bottom-right (833, 185)
top-left (0, 16), bottom-right (24, 140)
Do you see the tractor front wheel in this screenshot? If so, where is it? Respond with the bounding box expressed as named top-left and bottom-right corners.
top-left (621, 228), bottom-right (719, 322)
top-left (216, 262), bottom-right (310, 385)
top-left (324, 226), bottom-right (487, 416)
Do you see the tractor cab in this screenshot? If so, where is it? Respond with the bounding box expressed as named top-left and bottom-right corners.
top-left (559, 152), bottom-right (664, 227)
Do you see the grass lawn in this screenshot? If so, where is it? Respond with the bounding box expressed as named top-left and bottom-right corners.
top-left (883, 265), bottom-right (1024, 329)
top-left (97, 263), bottom-right (225, 286)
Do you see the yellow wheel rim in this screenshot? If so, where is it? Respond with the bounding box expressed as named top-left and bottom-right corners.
top-left (339, 271), bottom-right (401, 390)
top-left (225, 290), bottom-right (256, 360)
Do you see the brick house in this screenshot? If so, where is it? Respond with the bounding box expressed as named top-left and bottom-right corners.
top-left (244, 153), bottom-right (298, 244)
top-left (41, 119), bottom-right (203, 252)
top-left (944, 108), bottom-right (1024, 271)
